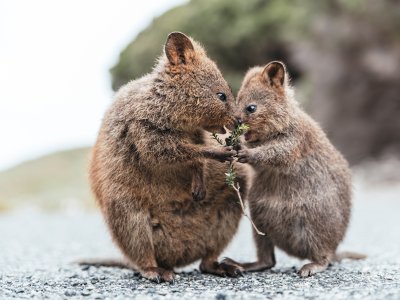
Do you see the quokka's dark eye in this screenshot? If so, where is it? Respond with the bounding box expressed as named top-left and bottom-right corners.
top-left (246, 104), bottom-right (257, 113)
top-left (216, 92), bottom-right (227, 102)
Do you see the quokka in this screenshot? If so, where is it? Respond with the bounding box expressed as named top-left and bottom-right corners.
top-left (89, 32), bottom-right (247, 283)
top-left (223, 61), bottom-right (365, 277)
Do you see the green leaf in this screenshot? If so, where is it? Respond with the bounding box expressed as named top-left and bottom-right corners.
top-left (211, 133), bottom-right (225, 146)
top-left (211, 124), bottom-right (249, 187)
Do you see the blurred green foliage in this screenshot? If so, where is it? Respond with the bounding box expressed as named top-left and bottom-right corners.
top-left (111, 0), bottom-right (400, 164)
top-left (111, 0), bottom-right (400, 93)
top-left (0, 148), bottom-right (95, 211)
top-left (111, 0), bottom-right (310, 92)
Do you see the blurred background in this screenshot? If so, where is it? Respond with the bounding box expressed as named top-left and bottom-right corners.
top-left (0, 0), bottom-right (399, 211)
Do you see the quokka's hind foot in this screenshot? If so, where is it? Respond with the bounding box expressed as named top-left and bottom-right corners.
top-left (221, 257), bottom-right (275, 272)
top-left (141, 267), bottom-right (175, 284)
top-left (298, 261), bottom-right (329, 277)
top-left (200, 257), bottom-right (243, 278)
top-left (219, 259), bottom-right (244, 277)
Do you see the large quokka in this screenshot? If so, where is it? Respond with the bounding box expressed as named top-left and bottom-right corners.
top-left (224, 61), bottom-right (365, 277)
top-left (89, 32), bottom-right (246, 283)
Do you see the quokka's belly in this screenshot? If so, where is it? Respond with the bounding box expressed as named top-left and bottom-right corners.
top-left (150, 191), bottom-right (242, 269)
top-left (254, 192), bottom-right (343, 260)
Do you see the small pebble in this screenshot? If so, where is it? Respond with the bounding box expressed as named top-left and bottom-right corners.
top-left (64, 290), bottom-right (76, 297)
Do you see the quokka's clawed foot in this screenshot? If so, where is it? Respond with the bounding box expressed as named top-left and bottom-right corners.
top-left (141, 267), bottom-right (175, 283)
top-left (221, 257), bottom-right (275, 272)
top-left (220, 257), bottom-right (245, 272)
top-left (161, 270), bottom-right (175, 283)
top-left (219, 260), bottom-right (244, 277)
top-left (298, 262), bottom-right (328, 277)
top-left (200, 259), bottom-right (243, 278)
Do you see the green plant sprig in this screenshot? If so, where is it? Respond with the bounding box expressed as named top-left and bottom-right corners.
top-left (211, 124), bottom-right (249, 187)
top-left (212, 123), bottom-right (265, 236)
top-left (211, 132), bottom-right (225, 146)
top-left (225, 124), bottom-right (250, 148)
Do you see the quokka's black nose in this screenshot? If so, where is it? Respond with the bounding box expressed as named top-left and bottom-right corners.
top-left (235, 117), bottom-right (243, 126)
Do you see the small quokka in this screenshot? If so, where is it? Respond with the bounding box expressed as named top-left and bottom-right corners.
top-left (89, 32), bottom-right (246, 283)
top-left (224, 61), bottom-right (365, 277)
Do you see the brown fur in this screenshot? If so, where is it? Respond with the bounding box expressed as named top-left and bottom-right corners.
top-left (225, 61), bottom-right (365, 277)
top-left (89, 32), bottom-right (247, 283)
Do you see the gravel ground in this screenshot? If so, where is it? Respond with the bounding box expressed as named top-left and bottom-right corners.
top-left (1, 179), bottom-right (400, 299)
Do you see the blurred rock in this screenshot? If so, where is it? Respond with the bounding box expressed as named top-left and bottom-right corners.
top-left (110, 0), bottom-right (400, 165)
top-left (294, 0), bottom-right (400, 164)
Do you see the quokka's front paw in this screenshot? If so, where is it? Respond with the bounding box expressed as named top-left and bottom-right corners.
top-left (141, 267), bottom-right (175, 284)
top-left (191, 184), bottom-right (206, 201)
top-left (237, 148), bottom-right (252, 163)
top-left (236, 146), bottom-right (257, 164)
top-left (212, 147), bottom-right (236, 162)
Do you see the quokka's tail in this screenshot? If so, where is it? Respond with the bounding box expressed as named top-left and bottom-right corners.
top-left (75, 258), bottom-right (135, 270)
top-left (332, 251), bottom-right (367, 262)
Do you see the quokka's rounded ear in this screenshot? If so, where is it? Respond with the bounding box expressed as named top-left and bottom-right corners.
top-left (262, 61), bottom-right (286, 89)
top-left (165, 32), bottom-right (195, 65)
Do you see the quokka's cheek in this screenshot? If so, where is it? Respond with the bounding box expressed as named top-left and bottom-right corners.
top-left (244, 131), bottom-right (260, 143)
top-left (224, 117), bottom-right (237, 130)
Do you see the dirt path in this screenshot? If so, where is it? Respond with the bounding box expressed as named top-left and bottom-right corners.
top-left (0, 181), bottom-right (399, 299)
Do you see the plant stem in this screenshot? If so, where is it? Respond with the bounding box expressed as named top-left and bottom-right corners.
top-left (211, 124), bottom-right (265, 236)
top-left (232, 182), bottom-right (266, 236)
